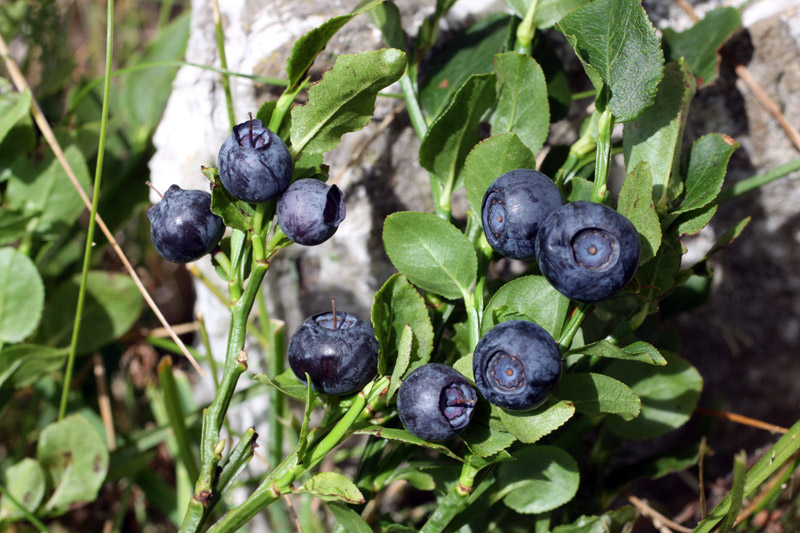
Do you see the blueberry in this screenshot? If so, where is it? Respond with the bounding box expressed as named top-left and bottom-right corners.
top-left (481, 169), bottom-right (563, 260)
top-left (146, 184), bottom-right (225, 263)
top-left (535, 201), bottom-right (641, 303)
top-left (277, 179), bottom-right (346, 245)
top-left (397, 364), bottom-right (477, 442)
top-left (288, 311), bottom-right (379, 396)
top-left (473, 320), bottom-right (562, 411)
top-left (217, 118), bottom-right (293, 203)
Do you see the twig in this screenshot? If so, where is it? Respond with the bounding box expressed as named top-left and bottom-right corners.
top-left (0, 33), bottom-right (205, 378)
top-left (627, 495), bottom-right (693, 533)
top-left (144, 321), bottom-right (200, 338)
top-left (695, 406), bottom-right (789, 434)
top-left (93, 353), bottom-right (116, 451)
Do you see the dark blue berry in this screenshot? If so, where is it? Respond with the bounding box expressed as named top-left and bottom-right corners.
top-left (397, 364), bottom-right (477, 442)
top-left (536, 201), bottom-right (641, 303)
top-left (147, 184), bottom-right (224, 263)
top-left (217, 118), bottom-right (293, 203)
top-left (288, 311), bottom-right (379, 396)
top-left (277, 179), bottom-right (346, 245)
top-left (473, 320), bottom-right (562, 411)
top-left (481, 169), bottom-right (563, 260)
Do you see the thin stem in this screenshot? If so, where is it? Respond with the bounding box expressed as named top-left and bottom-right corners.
top-left (58, 0), bottom-right (114, 421)
top-left (213, 0), bottom-right (236, 129)
top-left (557, 303), bottom-right (593, 353)
top-left (591, 107), bottom-right (614, 203)
top-left (515, 0), bottom-right (539, 55)
top-left (399, 74), bottom-right (427, 139)
top-left (716, 157), bottom-right (800, 203)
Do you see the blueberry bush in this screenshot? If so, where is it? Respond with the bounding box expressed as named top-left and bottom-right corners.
top-left (2, 0), bottom-right (800, 531)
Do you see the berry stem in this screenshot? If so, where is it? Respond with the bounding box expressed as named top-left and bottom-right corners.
top-left (557, 303), bottom-right (594, 353)
top-left (145, 181), bottom-right (164, 199)
top-left (331, 298), bottom-right (338, 329)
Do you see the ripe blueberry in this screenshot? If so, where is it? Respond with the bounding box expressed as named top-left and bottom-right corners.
top-left (288, 311), bottom-right (379, 396)
top-left (146, 184), bottom-right (225, 263)
top-left (536, 201), bottom-right (641, 303)
top-left (473, 320), bottom-right (562, 411)
top-left (217, 118), bottom-right (293, 203)
top-left (277, 179), bottom-right (346, 245)
top-left (397, 364), bottom-right (477, 442)
top-left (481, 169), bottom-right (563, 260)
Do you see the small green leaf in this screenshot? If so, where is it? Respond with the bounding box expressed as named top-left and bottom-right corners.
top-left (38, 414), bottom-right (109, 511)
top-left (496, 445), bottom-right (579, 514)
top-left (505, 0), bottom-right (593, 29)
top-left (251, 369), bottom-right (311, 401)
top-left (662, 7), bottom-right (741, 88)
top-left (453, 353), bottom-right (474, 381)
top-left (297, 472), bottom-right (365, 504)
top-left (387, 324), bottom-right (412, 399)
top-left (368, 1), bottom-right (405, 50)
top-left (383, 468), bottom-right (436, 491)
top-left (566, 340), bottom-right (666, 366)
top-left (463, 133), bottom-right (536, 216)
top-left (617, 162), bottom-right (662, 263)
top-left (623, 60), bottom-right (696, 212)
top-left (566, 176), bottom-right (594, 202)
top-left (490, 52), bottom-right (550, 156)
top-left (0, 80), bottom-right (31, 144)
top-left (636, 236), bottom-right (683, 313)
top-left (0, 458), bottom-right (45, 521)
top-left (327, 502), bottom-right (372, 533)
top-left (481, 276), bottom-right (569, 338)
top-left (673, 133), bottom-right (738, 215)
top-left (671, 204), bottom-right (718, 236)
top-left (605, 351), bottom-right (702, 440)
top-left (290, 48), bottom-right (406, 157)
top-left (208, 170), bottom-right (254, 232)
top-left (558, 0), bottom-right (664, 122)
top-left (0, 345), bottom-right (67, 390)
top-left (0, 248), bottom-right (44, 344)
top-left (382, 212), bottom-right (477, 300)
top-left (353, 426), bottom-right (464, 462)
top-left (0, 209), bottom-right (36, 246)
top-left (556, 373), bottom-right (641, 421)
top-left (419, 73), bottom-right (496, 194)
top-left (705, 216), bottom-right (750, 259)
top-left (493, 398), bottom-right (575, 444)
top-left (462, 422), bottom-right (517, 458)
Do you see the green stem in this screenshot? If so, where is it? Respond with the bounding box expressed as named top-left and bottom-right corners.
top-left (591, 108), bottom-right (614, 203)
top-left (462, 291), bottom-right (481, 351)
top-left (716, 157), bottom-right (800, 203)
top-left (420, 463), bottom-right (480, 533)
top-left (158, 357), bottom-right (201, 483)
top-left (213, 0), bottom-right (236, 129)
top-left (399, 74), bottom-right (427, 139)
top-left (514, 0), bottom-right (539, 55)
top-left (0, 482), bottom-right (50, 532)
top-left (58, 0), bottom-right (114, 421)
top-left (557, 303), bottom-right (593, 353)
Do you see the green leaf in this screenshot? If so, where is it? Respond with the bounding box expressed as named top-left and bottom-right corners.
top-left (0, 209), bottom-right (36, 246)
top-left (556, 372), bottom-right (641, 421)
top-left (353, 426), bottom-right (464, 462)
top-left (0, 345), bottom-right (67, 390)
top-left (673, 133), bottom-right (738, 215)
top-left (368, 1), bottom-right (405, 51)
top-left (463, 133), bottom-right (536, 216)
top-left (505, 0), bottom-right (593, 29)
top-left (462, 422), bottom-right (517, 458)
top-left (4, 143), bottom-right (92, 237)
top-left (662, 7), bottom-right (741, 88)
top-left (37, 414), bottom-right (109, 511)
top-left (705, 216), bottom-right (750, 259)
top-left (383, 467), bottom-right (436, 491)
top-left (327, 502), bottom-right (372, 533)
top-left (558, 0), bottom-right (664, 122)
top-left (290, 48), bottom-right (406, 157)
top-left (623, 60), bottom-right (696, 212)
top-left (496, 445), bottom-right (579, 514)
top-left (0, 80), bottom-right (31, 144)
top-left (566, 176), bottom-right (594, 203)
top-left (493, 398), bottom-right (576, 444)
top-left (36, 271), bottom-right (143, 354)
top-left (388, 324), bottom-right (412, 399)
top-left (371, 274), bottom-right (434, 379)
top-left (296, 472), bottom-right (365, 504)
top-left (566, 340), bottom-right (666, 366)
top-left (286, 1), bottom-right (384, 89)
top-left (636, 236), bottom-right (683, 313)
top-left (382, 212), bottom-right (477, 300)
top-left (0, 248), bottom-right (44, 344)
top-left (0, 458), bottom-right (45, 521)
top-left (251, 369), bottom-right (311, 401)
top-left (552, 506), bottom-right (637, 533)
top-left (617, 162), bottom-right (662, 263)
top-left (671, 204), bottom-right (718, 236)
top-left (419, 14), bottom-right (509, 120)
top-left (605, 351), bottom-right (702, 440)
top-left (490, 52), bottom-right (550, 156)
top-left (481, 276), bottom-right (569, 338)
top-left (205, 167), bottom-right (254, 232)
top-left (297, 377), bottom-right (315, 463)
top-left (419, 73), bottom-right (496, 194)
top-left (720, 450), bottom-right (747, 533)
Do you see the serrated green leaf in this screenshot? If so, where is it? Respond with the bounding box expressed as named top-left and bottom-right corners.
top-left (558, 0), bottom-right (664, 122)
top-left (419, 73), bottom-right (496, 194)
top-left (493, 398), bottom-right (575, 444)
top-left (462, 422), bottom-right (516, 458)
top-left (670, 204), bottom-right (718, 236)
top-left (623, 60), bottom-right (696, 212)
top-left (636, 236), bottom-right (683, 313)
top-left (605, 351), bottom-right (702, 440)
top-left (209, 170), bottom-right (254, 232)
top-left (505, 0), bottom-right (593, 29)
top-left (36, 271), bottom-right (143, 354)
top-left (0, 458), bottom-right (45, 521)
top-left (662, 7), bottom-right (741, 88)
top-left (0, 248), bottom-right (44, 344)
top-left (290, 48), bottom-right (406, 156)
top-left (496, 445), bottom-right (579, 514)
top-left (566, 340), bottom-right (666, 366)
top-left (463, 133), bottom-right (536, 216)
top-left (556, 372), bottom-right (641, 421)
top-left (617, 161), bottom-right (661, 263)
top-left (38, 414), bottom-right (109, 511)
top-left (490, 53), bottom-right (550, 155)
top-left (297, 472), bottom-right (365, 504)
top-left (388, 324), bottom-right (412, 399)
top-left (371, 274), bottom-right (434, 381)
top-left (382, 212), bottom-right (477, 300)
top-left (353, 426), bottom-right (464, 462)
top-left (251, 369), bottom-right (311, 401)
top-left (0, 80), bottom-right (31, 144)
top-left (481, 276), bottom-right (569, 338)
top-left (673, 133), bottom-right (738, 215)
top-left (327, 502), bottom-right (372, 533)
